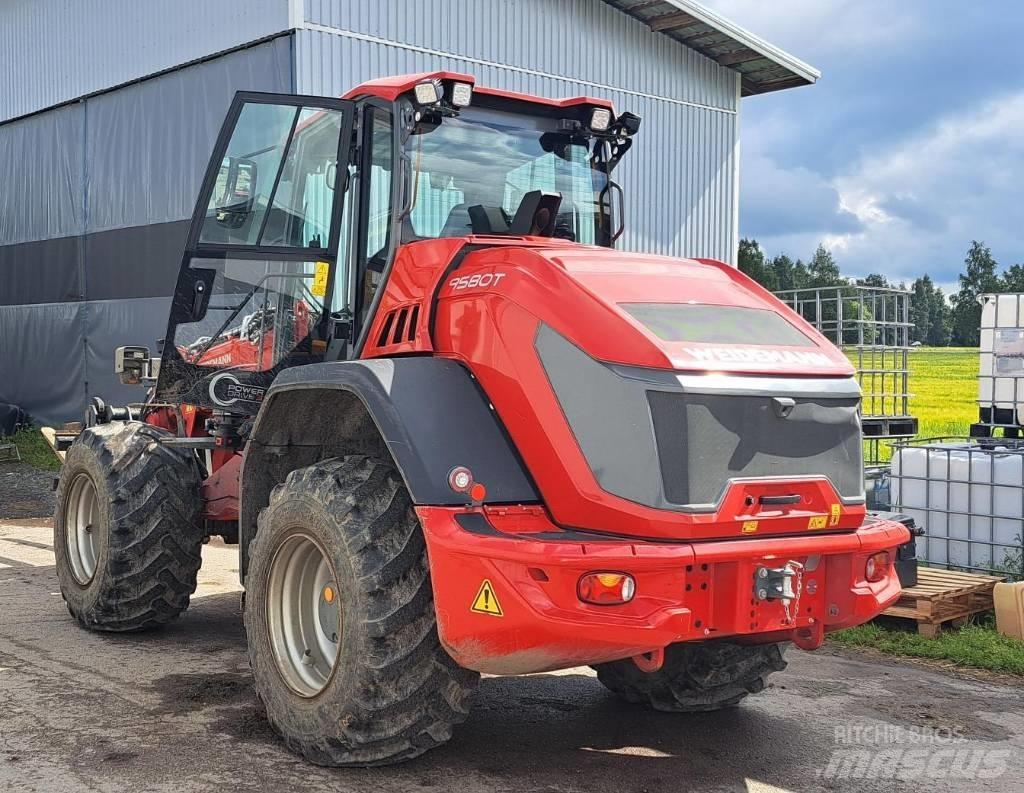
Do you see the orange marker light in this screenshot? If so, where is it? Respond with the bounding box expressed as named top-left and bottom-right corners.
top-left (578, 572), bottom-right (636, 605)
top-left (469, 482), bottom-right (487, 502)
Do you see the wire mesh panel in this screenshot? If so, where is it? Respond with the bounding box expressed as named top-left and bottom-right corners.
top-left (774, 285), bottom-right (917, 468)
top-left (890, 437), bottom-right (1024, 579)
top-left (974, 293), bottom-right (1024, 438)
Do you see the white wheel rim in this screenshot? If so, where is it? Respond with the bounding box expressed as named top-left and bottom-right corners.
top-left (266, 532), bottom-right (341, 697)
top-left (65, 473), bottom-right (100, 584)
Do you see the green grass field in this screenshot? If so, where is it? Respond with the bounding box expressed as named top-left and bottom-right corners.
top-left (905, 347), bottom-right (979, 438)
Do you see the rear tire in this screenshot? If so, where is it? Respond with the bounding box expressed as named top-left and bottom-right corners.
top-left (54, 422), bottom-right (204, 631)
top-left (244, 455), bottom-right (478, 767)
top-left (593, 641), bottom-right (786, 712)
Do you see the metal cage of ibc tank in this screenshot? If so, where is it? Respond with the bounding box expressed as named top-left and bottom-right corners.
top-left (774, 285), bottom-right (918, 469)
top-left (889, 436), bottom-right (1024, 578)
top-left (973, 292), bottom-right (1024, 438)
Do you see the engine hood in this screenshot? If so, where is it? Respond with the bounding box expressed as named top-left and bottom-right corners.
top-left (534, 246), bottom-right (854, 378)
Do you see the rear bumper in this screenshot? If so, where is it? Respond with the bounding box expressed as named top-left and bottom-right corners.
top-left (417, 506), bottom-right (909, 675)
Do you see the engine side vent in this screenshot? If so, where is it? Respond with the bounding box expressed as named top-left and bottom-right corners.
top-left (376, 304), bottom-right (420, 347)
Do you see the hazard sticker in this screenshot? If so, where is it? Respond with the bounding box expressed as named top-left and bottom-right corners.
top-left (741, 520), bottom-right (759, 534)
top-left (808, 515), bottom-right (828, 530)
top-left (470, 579), bottom-right (503, 616)
top-left (829, 503), bottom-right (841, 527)
top-left (311, 261), bottom-right (330, 298)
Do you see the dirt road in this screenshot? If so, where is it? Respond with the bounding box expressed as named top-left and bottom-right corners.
top-left (2, 517), bottom-right (1023, 792)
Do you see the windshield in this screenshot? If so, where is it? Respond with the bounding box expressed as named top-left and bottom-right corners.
top-left (402, 107), bottom-right (610, 245)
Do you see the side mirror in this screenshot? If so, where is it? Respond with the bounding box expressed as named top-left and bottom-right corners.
top-left (213, 156), bottom-right (258, 229)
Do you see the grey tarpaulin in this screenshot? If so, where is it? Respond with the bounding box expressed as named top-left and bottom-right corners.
top-left (85, 37), bottom-right (292, 235)
top-left (0, 103), bottom-right (85, 247)
top-left (0, 37), bottom-right (291, 424)
top-left (0, 302), bottom-right (85, 424)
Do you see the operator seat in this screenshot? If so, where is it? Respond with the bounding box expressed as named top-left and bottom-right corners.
top-left (439, 203), bottom-right (474, 238)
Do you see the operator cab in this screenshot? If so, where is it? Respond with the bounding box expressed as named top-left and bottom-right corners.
top-left (154, 73), bottom-right (640, 416)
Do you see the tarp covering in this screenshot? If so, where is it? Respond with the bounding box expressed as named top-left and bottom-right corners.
top-left (0, 38), bottom-right (291, 423)
top-left (85, 37), bottom-right (292, 235)
top-left (0, 297), bottom-right (171, 426)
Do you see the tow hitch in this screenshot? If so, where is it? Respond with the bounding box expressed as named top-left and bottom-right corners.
top-left (754, 560), bottom-right (804, 622)
top-left (754, 560), bottom-right (825, 650)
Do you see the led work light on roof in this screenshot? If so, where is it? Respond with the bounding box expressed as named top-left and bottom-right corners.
top-left (413, 79), bottom-right (443, 106)
top-left (451, 82), bottom-right (473, 108)
top-left (589, 107), bottom-right (612, 133)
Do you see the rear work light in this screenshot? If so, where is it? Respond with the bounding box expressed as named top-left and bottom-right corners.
top-left (578, 572), bottom-right (635, 605)
top-left (865, 551), bottom-right (891, 583)
top-left (589, 107), bottom-right (612, 132)
top-left (451, 81), bottom-right (473, 107)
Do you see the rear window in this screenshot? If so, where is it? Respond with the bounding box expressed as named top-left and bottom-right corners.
top-left (621, 303), bottom-right (815, 347)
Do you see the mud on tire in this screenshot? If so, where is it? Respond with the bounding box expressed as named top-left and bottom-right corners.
top-left (593, 641), bottom-right (786, 712)
top-left (54, 422), bottom-right (204, 631)
top-left (244, 455), bottom-right (479, 767)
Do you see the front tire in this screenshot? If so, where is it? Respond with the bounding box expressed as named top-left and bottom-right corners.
top-left (593, 641), bottom-right (786, 712)
top-left (244, 455), bottom-right (478, 767)
top-left (54, 422), bottom-right (204, 631)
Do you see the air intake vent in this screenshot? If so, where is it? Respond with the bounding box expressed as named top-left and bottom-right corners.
top-left (377, 304), bottom-right (420, 347)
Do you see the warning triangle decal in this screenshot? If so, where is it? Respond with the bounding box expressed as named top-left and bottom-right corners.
top-left (470, 579), bottom-right (503, 616)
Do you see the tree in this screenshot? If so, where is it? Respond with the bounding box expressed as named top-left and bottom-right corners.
top-left (1001, 263), bottom-right (1024, 293)
top-left (859, 273), bottom-right (892, 289)
top-left (910, 275), bottom-right (934, 343)
top-left (806, 244), bottom-right (845, 288)
top-left (950, 241), bottom-right (1000, 346)
top-left (769, 253), bottom-right (798, 291)
top-left (928, 288), bottom-right (952, 346)
top-left (737, 238), bottom-right (778, 291)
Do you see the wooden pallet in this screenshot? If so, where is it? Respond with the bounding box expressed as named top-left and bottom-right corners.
top-left (883, 567), bottom-right (1005, 637)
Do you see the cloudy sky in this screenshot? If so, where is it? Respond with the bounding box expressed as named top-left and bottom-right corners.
top-left (704, 0), bottom-right (1023, 291)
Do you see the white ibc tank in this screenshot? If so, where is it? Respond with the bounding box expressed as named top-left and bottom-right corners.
top-left (979, 293), bottom-right (1024, 425)
top-left (892, 442), bottom-right (1023, 570)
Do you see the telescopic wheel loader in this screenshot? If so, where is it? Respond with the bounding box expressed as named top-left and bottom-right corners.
top-left (51, 73), bottom-right (909, 766)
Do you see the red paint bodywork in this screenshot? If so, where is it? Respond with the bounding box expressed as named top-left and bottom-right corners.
top-left (418, 505), bottom-right (905, 674)
top-left (145, 75), bottom-right (908, 674)
top-left (342, 71), bottom-right (614, 110)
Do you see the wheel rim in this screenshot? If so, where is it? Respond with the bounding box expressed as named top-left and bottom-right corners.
top-left (64, 473), bottom-right (100, 585)
top-left (266, 532), bottom-right (342, 697)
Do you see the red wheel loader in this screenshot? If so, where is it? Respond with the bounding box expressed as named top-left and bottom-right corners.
top-left (51, 73), bottom-right (909, 766)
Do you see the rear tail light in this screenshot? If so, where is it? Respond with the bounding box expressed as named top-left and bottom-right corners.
top-left (578, 572), bottom-right (635, 605)
top-left (865, 551), bottom-right (891, 583)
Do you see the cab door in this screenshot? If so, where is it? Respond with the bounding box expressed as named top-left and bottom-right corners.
top-left (156, 92), bottom-right (355, 414)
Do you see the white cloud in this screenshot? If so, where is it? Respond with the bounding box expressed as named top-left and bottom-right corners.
top-left (700, 0), bottom-right (923, 60)
top-left (743, 90), bottom-right (1024, 288)
top-left (824, 91), bottom-right (1024, 283)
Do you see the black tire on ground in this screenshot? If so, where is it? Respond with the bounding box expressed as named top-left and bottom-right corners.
top-left (244, 455), bottom-right (479, 767)
top-left (593, 641), bottom-right (787, 712)
top-left (54, 421), bottom-right (205, 631)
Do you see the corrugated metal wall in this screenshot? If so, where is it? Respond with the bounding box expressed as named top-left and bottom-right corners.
top-left (0, 0), bottom-right (292, 123)
top-left (295, 0), bottom-right (740, 261)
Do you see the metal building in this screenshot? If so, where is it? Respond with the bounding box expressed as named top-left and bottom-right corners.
top-left (0, 0), bottom-right (817, 424)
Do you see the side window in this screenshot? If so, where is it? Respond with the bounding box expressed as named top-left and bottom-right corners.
top-left (200, 103), bottom-right (344, 250)
top-left (364, 108), bottom-right (393, 260)
top-left (359, 108), bottom-right (394, 321)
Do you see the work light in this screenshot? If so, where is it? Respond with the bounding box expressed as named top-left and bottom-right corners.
top-left (413, 79), bottom-right (443, 106)
top-left (451, 81), bottom-right (473, 107)
top-left (589, 107), bottom-right (612, 132)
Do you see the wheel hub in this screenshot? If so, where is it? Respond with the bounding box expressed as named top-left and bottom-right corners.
top-left (64, 473), bottom-right (100, 584)
top-left (266, 533), bottom-right (342, 697)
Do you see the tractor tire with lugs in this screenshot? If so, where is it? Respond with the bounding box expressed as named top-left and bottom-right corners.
top-left (244, 455), bottom-right (479, 767)
top-left (54, 421), bottom-right (205, 631)
top-left (593, 641), bottom-right (786, 711)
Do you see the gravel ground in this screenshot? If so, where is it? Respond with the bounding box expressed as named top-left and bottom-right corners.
top-left (1, 517), bottom-right (1024, 792)
top-left (0, 462), bottom-right (56, 519)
